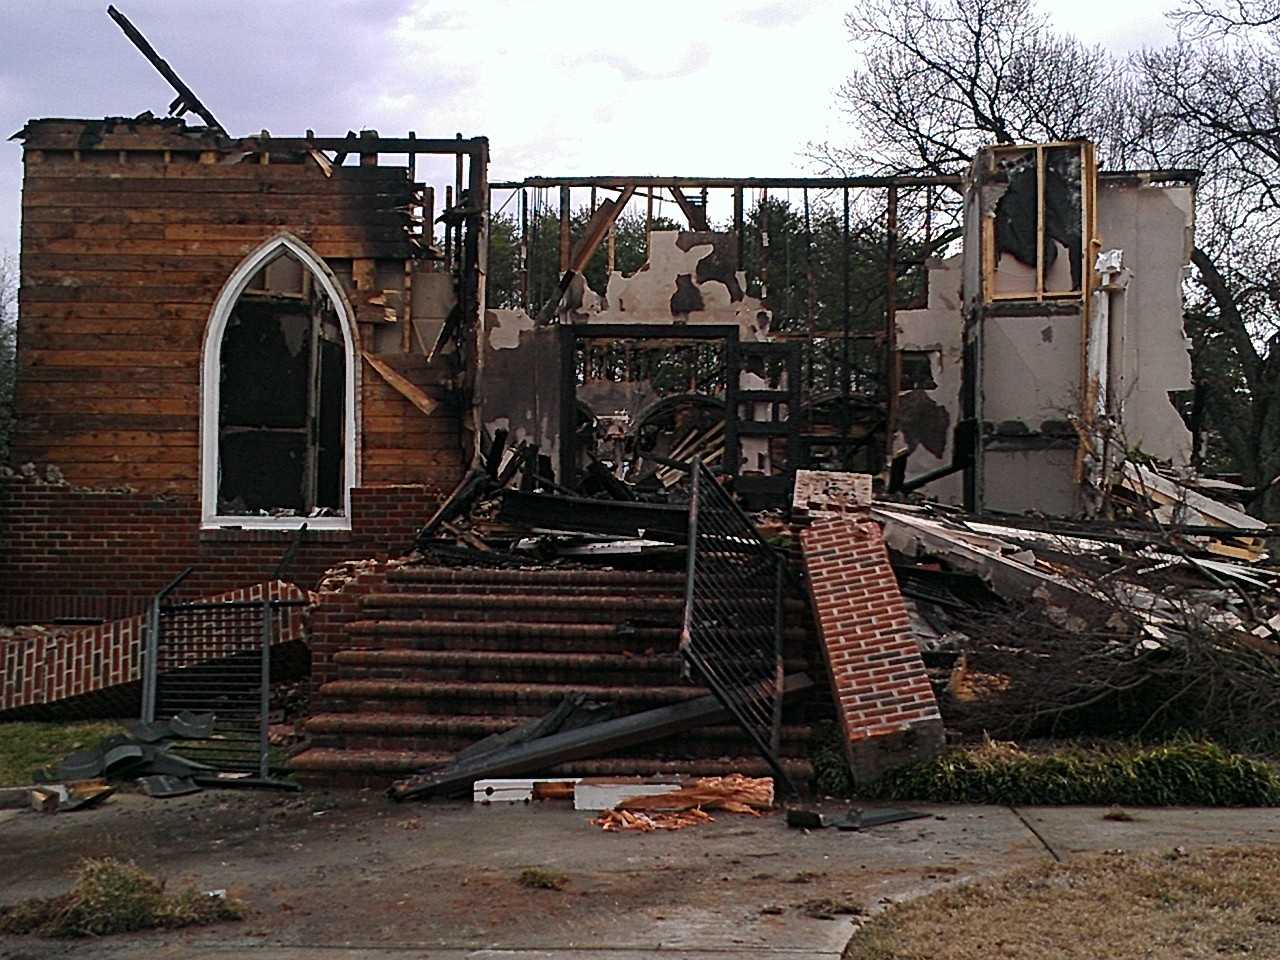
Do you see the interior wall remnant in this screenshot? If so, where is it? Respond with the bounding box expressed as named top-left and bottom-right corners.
top-left (480, 311), bottom-right (564, 471)
top-left (893, 254), bottom-right (964, 505)
top-left (1093, 180), bottom-right (1194, 465)
top-left (899, 151), bottom-right (1195, 516)
top-left (984, 142), bottom-right (1092, 300)
top-left (572, 231), bottom-right (771, 340)
top-left (480, 229), bottom-right (775, 483)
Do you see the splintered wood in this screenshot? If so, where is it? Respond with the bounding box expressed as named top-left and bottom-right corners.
top-left (590, 775), bottom-right (773, 832)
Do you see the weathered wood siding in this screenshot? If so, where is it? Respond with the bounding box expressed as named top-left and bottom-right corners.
top-left (14, 119), bottom-right (464, 495)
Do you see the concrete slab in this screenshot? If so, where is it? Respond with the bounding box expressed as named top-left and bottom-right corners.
top-left (1013, 805), bottom-right (1280, 860)
top-left (1, 791), bottom-right (1275, 959)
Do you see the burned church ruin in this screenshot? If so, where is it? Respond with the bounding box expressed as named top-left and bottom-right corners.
top-left (2, 12), bottom-right (1271, 788)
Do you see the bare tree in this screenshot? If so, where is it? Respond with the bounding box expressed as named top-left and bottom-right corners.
top-left (0, 252), bottom-right (16, 464)
top-left (823, 0), bottom-right (1280, 517)
top-left (820, 0), bottom-right (1125, 176)
top-left (1136, 2), bottom-right (1280, 513)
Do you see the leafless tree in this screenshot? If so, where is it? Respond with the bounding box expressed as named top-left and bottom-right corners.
top-left (822, 0), bottom-right (1280, 517)
top-left (818, 0), bottom-right (1126, 176)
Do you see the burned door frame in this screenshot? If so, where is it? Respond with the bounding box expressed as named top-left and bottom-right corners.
top-left (730, 340), bottom-right (802, 507)
top-left (558, 324), bottom-right (742, 490)
top-left (200, 233), bottom-right (359, 530)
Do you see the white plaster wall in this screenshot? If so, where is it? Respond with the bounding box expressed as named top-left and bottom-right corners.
top-left (581, 232), bottom-right (771, 340)
top-left (893, 253), bottom-right (965, 504)
top-left (1095, 182), bottom-right (1194, 465)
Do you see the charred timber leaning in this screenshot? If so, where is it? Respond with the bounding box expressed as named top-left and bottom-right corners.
top-left (388, 674), bottom-right (814, 801)
top-left (106, 5), bottom-right (225, 133)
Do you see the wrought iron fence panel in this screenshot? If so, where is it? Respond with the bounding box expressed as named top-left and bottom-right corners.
top-left (142, 572), bottom-right (305, 778)
top-left (682, 459), bottom-right (794, 793)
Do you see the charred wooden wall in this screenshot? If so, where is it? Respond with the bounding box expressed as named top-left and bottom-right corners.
top-left (13, 118), bottom-right (463, 494)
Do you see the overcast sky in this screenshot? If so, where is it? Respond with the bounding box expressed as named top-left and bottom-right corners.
top-left (0, 0), bottom-right (1175, 257)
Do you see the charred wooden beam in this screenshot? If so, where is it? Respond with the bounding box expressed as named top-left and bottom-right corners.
top-left (568, 184), bottom-right (635, 273)
top-left (388, 674), bottom-right (815, 801)
top-left (498, 490), bottom-right (688, 543)
top-left (107, 5), bottom-right (225, 134)
top-left (669, 185), bottom-right (710, 231)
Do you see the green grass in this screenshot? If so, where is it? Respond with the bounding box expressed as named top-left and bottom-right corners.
top-left (0, 858), bottom-right (243, 938)
top-left (0, 721), bottom-right (127, 787)
top-left (863, 739), bottom-right (1280, 807)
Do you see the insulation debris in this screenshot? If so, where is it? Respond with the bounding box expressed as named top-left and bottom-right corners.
top-left (592, 808), bottom-right (715, 832)
top-left (590, 775), bottom-right (774, 831)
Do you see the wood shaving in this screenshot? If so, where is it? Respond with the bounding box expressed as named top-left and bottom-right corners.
top-left (590, 775), bottom-right (773, 832)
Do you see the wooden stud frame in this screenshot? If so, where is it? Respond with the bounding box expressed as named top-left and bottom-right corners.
top-left (983, 141), bottom-right (1097, 304)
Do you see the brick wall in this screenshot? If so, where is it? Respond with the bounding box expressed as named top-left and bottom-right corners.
top-left (801, 514), bottom-right (944, 784)
top-left (0, 475), bottom-right (437, 625)
top-left (0, 579), bottom-right (307, 718)
top-left (307, 559), bottom-right (396, 697)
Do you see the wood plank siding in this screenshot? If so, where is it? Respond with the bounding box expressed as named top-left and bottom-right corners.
top-left (13, 118), bottom-right (464, 496)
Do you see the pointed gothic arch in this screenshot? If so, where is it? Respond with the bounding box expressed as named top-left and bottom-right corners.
top-left (200, 233), bottom-right (359, 529)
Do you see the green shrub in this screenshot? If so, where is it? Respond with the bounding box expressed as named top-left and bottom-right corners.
top-left (864, 739), bottom-right (1280, 807)
top-left (0, 858), bottom-right (243, 938)
top-left (809, 722), bottom-right (855, 797)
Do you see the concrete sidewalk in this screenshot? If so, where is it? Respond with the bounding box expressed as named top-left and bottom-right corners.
top-left (0, 790), bottom-right (1276, 959)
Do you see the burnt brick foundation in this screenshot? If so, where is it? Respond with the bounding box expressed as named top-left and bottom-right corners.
top-left (0, 475), bottom-right (439, 625)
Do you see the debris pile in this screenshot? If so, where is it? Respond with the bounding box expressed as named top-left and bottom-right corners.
top-left (879, 495), bottom-right (1280, 737)
top-left (412, 427), bottom-right (693, 567)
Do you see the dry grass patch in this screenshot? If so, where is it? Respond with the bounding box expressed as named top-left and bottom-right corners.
top-left (845, 846), bottom-right (1280, 960)
top-left (516, 868), bottom-right (568, 891)
top-left (0, 858), bottom-right (243, 938)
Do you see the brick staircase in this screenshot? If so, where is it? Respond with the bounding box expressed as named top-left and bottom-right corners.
top-left (290, 565), bottom-right (819, 788)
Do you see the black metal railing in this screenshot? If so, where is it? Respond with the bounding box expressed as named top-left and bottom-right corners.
top-left (682, 459), bottom-right (795, 794)
top-left (141, 570), bottom-right (306, 779)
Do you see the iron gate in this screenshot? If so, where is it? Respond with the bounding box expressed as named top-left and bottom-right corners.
top-left (141, 570), bottom-right (306, 778)
top-left (681, 459), bottom-right (795, 793)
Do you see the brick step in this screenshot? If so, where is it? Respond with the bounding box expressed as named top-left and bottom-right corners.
top-left (330, 648), bottom-right (813, 689)
top-left (360, 592), bottom-right (685, 625)
top-left (388, 567), bottom-right (687, 590)
top-left (372, 583), bottom-right (687, 599)
top-left (305, 710), bottom-right (813, 748)
top-left (314, 679), bottom-right (706, 718)
top-left (289, 746), bottom-right (813, 788)
top-left (346, 619), bottom-right (685, 655)
top-left (330, 649), bottom-right (687, 687)
top-left (306, 724), bottom-right (814, 759)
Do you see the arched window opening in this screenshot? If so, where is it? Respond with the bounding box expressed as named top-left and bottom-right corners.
top-left (202, 237), bottom-right (356, 527)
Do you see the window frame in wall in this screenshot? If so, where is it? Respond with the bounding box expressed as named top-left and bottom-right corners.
top-left (199, 233), bottom-right (359, 531)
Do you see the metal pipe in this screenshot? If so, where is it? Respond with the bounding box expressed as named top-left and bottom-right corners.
top-left (841, 187), bottom-right (851, 464)
top-left (884, 185), bottom-right (900, 465)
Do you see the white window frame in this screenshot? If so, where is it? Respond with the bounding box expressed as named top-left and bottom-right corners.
top-left (200, 233), bottom-right (359, 530)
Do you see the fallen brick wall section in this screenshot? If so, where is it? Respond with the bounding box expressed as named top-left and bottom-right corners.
top-left (0, 476), bottom-right (440, 625)
top-left (801, 515), bottom-right (944, 783)
top-left (0, 580), bottom-right (308, 718)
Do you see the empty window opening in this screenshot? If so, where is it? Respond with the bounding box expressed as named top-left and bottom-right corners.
top-left (202, 236), bottom-right (356, 527)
